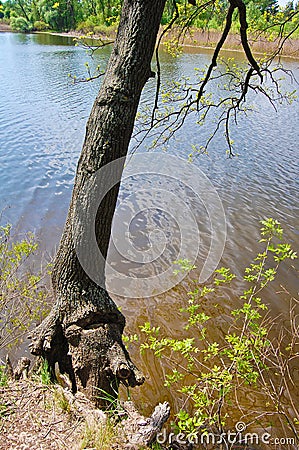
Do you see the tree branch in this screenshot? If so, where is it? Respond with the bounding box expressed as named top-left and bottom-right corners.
top-left (196, 2), bottom-right (235, 107)
top-left (233, 0), bottom-right (263, 82)
top-left (151, 0), bottom-right (180, 127)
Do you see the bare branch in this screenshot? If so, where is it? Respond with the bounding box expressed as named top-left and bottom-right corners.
top-left (70, 71), bottom-right (105, 84)
top-left (132, 0), bottom-right (296, 160)
top-left (233, 0), bottom-right (263, 81)
top-left (152, 0), bottom-right (180, 126)
top-left (196, 2), bottom-right (235, 107)
top-left (73, 36), bottom-right (114, 58)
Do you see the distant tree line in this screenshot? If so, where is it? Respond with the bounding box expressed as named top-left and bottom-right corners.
top-left (0, 0), bottom-right (298, 34)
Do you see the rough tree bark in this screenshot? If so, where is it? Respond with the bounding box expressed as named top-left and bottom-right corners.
top-left (30, 0), bottom-right (167, 406)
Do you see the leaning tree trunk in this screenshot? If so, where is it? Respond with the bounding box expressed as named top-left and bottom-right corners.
top-left (30, 0), bottom-right (167, 406)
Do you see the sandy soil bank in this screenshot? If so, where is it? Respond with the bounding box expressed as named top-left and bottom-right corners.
top-left (0, 22), bottom-right (11, 32)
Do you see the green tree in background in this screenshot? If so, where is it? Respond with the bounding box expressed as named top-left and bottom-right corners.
top-left (3, 0), bottom-right (296, 32)
top-left (0, 1), bottom-right (4, 18)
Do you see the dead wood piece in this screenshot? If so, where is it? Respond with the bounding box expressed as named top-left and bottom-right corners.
top-left (14, 357), bottom-right (31, 380)
top-left (120, 401), bottom-right (170, 447)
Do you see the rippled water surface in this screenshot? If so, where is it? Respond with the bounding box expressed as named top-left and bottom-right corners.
top-left (0, 32), bottom-right (298, 418)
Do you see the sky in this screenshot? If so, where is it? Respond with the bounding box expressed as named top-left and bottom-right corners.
top-left (278, 0), bottom-right (292, 5)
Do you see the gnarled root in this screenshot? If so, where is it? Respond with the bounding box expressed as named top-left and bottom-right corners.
top-left (29, 311), bottom-right (60, 355)
top-left (66, 322), bottom-right (144, 407)
top-left (29, 314), bottom-right (144, 407)
top-left (29, 311), bottom-right (77, 392)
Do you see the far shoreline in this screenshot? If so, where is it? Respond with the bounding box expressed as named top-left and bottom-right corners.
top-left (0, 21), bottom-right (11, 32)
top-left (39, 28), bottom-right (299, 60)
top-left (1, 21), bottom-right (298, 59)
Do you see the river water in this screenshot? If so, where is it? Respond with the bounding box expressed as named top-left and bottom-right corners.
top-left (0, 32), bottom-right (298, 431)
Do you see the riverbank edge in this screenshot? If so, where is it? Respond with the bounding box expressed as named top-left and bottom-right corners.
top-left (1, 21), bottom-right (298, 59)
top-left (44, 27), bottom-right (299, 59)
top-left (0, 21), bottom-right (11, 32)
top-left (0, 376), bottom-right (168, 450)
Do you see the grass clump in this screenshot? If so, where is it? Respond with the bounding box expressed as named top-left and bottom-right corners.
top-left (79, 417), bottom-right (118, 450)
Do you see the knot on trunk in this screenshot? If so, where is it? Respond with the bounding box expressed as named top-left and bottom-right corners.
top-left (116, 363), bottom-right (131, 380)
top-left (108, 340), bottom-right (145, 388)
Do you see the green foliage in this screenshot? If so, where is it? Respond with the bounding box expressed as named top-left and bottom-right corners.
top-left (94, 386), bottom-right (119, 409)
top-left (79, 415), bottom-right (119, 450)
top-left (140, 219), bottom-right (298, 438)
top-left (0, 224), bottom-right (50, 350)
top-left (93, 23), bottom-right (116, 35)
top-left (5, 0), bottom-right (298, 36)
top-left (34, 358), bottom-right (52, 385)
top-left (79, 386), bottom-right (133, 449)
top-left (161, 0), bottom-right (297, 39)
top-left (10, 16), bottom-right (31, 31)
top-left (0, 365), bottom-right (8, 387)
top-left (0, 1), bottom-right (4, 19)
top-left (33, 20), bottom-right (49, 30)
top-left (5, 0), bottom-right (121, 31)
top-left (93, 383), bottom-right (132, 412)
top-left (76, 16), bottom-right (116, 36)
top-left (173, 258), bottom-right (196, 275)
top-left (76, 15), bottom-right (100, 33)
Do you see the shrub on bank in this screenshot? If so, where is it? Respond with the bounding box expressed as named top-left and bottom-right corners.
top-left (33, 20), bottom-right (49, 31)
top-left (139, 219), bottom-right (298, 446)
top-left (76, 16), bottom-right (100, 34)
top-left (0, 224), bottom-right (50, 352)
top-left (10, 16), bottom-right (32, 32)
